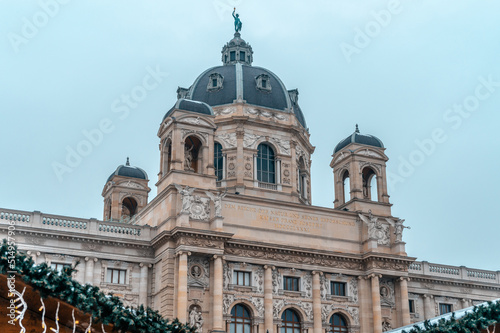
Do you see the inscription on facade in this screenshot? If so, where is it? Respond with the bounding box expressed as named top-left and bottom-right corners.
top-left (224, 203), bottom-right (355, 234)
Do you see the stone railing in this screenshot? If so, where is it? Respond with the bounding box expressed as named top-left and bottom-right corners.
top-left (409, 261), bottom-right (500, 283)
top-left (0, 210), bottom-right (32, 223)
top-left (0, 207), bottom-right (152, 241)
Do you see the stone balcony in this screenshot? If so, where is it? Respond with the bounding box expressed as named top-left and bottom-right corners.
top-left (409, 261), bottom-right (500, 284)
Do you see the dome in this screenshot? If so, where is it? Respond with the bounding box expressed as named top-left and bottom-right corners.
top-left (334, 125), bottom-right (384, 153)
top-left (107, 158), bottom-right (148, 182)
top-left (163, 98), bottom-right (214, 121)
top-left (186, 63), bottom-right (307, 128)
top-left (163, 33), bottom-right (307, 128)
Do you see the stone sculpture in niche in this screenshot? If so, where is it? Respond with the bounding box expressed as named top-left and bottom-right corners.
top-left (189, 307), bottom-right (204, 333)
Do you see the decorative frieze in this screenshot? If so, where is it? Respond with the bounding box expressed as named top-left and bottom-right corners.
top-left (216, 133), bottom-right (237, 148)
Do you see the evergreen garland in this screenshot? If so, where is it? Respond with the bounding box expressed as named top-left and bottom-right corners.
top-left (1, 239), bottom-right (195, 333)
top-left (402, 300), bottom-right (499, 333)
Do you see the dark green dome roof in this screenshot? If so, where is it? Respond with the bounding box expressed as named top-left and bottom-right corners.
top-left (334, 125), bottom-right (384, 153)
top-left (107, 158), bottom-right (148, 182)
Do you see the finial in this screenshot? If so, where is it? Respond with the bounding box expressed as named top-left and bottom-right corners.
top-left (355, 124), bottom-right (360, 133)
top-left (126, 157), bottom-right (130, 166)
top-left (233, 8), bottom-right (242, 32)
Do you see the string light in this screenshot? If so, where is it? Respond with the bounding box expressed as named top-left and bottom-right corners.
top-left (50, 302), bottom-right (60, 333)
top-left (72, 309), bottom-right (76, 333)
top-left (40, 297), bottom-right (46, 333)
top-left (10, 287), bottom-right (27, 333)
top-left (84, 315), bottom-right (92, 333)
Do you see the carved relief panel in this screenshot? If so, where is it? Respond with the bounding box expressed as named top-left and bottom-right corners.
top-left (188, 256), bottom-right (210, 288)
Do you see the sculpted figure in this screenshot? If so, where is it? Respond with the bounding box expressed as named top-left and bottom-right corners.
top-left (184, 144), bottom-right (194, 171)
top-left (386, 218), bottom-right (411, 242)
top-left (205, 189), bottom-right (228, 217)
top-left (233, 8), bottom-right (242, 32)
top-left (175, 184), bottom-right (195, 214)
top-left (189, 309), bottom-right (204, 333)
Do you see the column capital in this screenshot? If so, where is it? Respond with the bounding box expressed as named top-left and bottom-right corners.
top-left (263, 265), bottom-right (275, 270)
top-left (398, 276), bottom-right (410, 282)
top-left (139, 263), bottom-right (152, 268)
top-left (423, 294), bottom-right (434, 299)
top-left (85, 257), bottom-right (98, 262)
top-left (212, 254), bottom-right (225, 260)
top-left (177, 251), bottom-right (191, 257)
top-left (369, 273), bottom-right (382, 279)
top-left (312, 271), bottom-right (323, 276)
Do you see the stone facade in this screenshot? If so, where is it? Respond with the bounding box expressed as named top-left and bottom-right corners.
top-left (1, 32), bottom-right (499, 333)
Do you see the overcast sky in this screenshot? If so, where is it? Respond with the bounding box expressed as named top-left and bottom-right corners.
top-left (1, 1), bottom-right (499, 271)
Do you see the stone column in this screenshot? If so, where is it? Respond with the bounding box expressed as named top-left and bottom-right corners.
top-left (370, 274), bottom-right (382, 333)
top-left (358, 276), bottom-right (370, 333)
top-left (423, 294), bottom-right (434, 320)
top-left (312, 272), bottom-right (322, 333)
top-left (213, 255), bottom-right (224, 332)
top-left (84, 257), bottom-right (97, 285)
top-left (177, 252), bottom-right (189, 323)
top-left (139, 263), bottom-right (151, 306)
top-left (398, 277), bottom-right (411, 326)
top-left (461, 298), bottom-right (470, 309)
top-left (264, 265), bottom-right (274, 333)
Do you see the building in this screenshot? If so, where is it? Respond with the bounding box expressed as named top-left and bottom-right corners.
top-left (2, 27), bottom-right (499, 333)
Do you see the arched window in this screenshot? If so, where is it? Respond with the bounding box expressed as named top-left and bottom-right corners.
top-left (163, 140), bottom-right (172, 175)
top-left (362, 167), bottom-right (377, 201)
top-left (330, 313), bottom-right (348, 333)
top-left (230, 304), bottom-right (252, 333)
top-left (281, 309), bottom-right (301, 333)
top-left (121, 197), bottom-right (137, 220)
top-left (298, 157), bottom-right (307, 198)
top-left (214, 142), bottom-right (223, 181)
top-left (342, 170), bottom-right (350, 203)
top-left (257, 143), bottom-right (275, 184)
top-left (185, 136), bottom-right (202, 173)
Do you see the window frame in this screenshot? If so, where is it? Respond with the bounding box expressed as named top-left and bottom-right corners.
top-left (214, 142), bottom-right (224, 181)
top-left (330, 313), bottom-right (349, 333)
top-left (331, 281), bottom-right (347, 297)
top-left (439, 303), bottom-right (452, 315)
top-left (257, 143), bottom-right (276, 184)
top-left (409, 299), bottom-right (415, 313)
top-left (51, 262), bottom-right (71, 273)
top-left (281, 309), bottom-right (301, 333)
top-left (106, 268), bottom-right (127, 285)
top-left (233, 270), bottom-right (251, 287)
top-left (230, 304), bottom-right (252, 333)
top-left (283, 276), bottom-right (300, 292)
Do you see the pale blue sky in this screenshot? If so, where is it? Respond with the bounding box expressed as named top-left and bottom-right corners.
top-left (1, 1), bottom-right (499, 270)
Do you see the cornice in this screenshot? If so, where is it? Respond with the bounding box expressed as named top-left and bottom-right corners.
top-left (13, 229), bottom-right (151, 250)
top-left (151, 227), bottom-right (234, 250)
top-left (408, 275), bottom-right (500, 291)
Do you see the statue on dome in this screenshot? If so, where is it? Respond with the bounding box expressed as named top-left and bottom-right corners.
top-left (233, 8), bottom-right (242, 32)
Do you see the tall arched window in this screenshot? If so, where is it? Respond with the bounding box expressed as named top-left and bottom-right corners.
top-left (298, 157), bottom-right (306, 198)
top-left (342, 170), bottom-right (350, 203)
top-left (362, 167), bottom-right (377, 201)
top-left (214, 142), bottom-right (223, 181)
top-left (330, 313), bottom-right (348, 333)
top-left (185, 136), bottom-right (202, 173)
top-left (281, 309), bottom-right (301, 333)
top-left (257, 143), bottom-right (275, 184)
top-left (230, 304), bottom-right (252, 333)
top-left (121, 197), bottom-right (137, 221)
